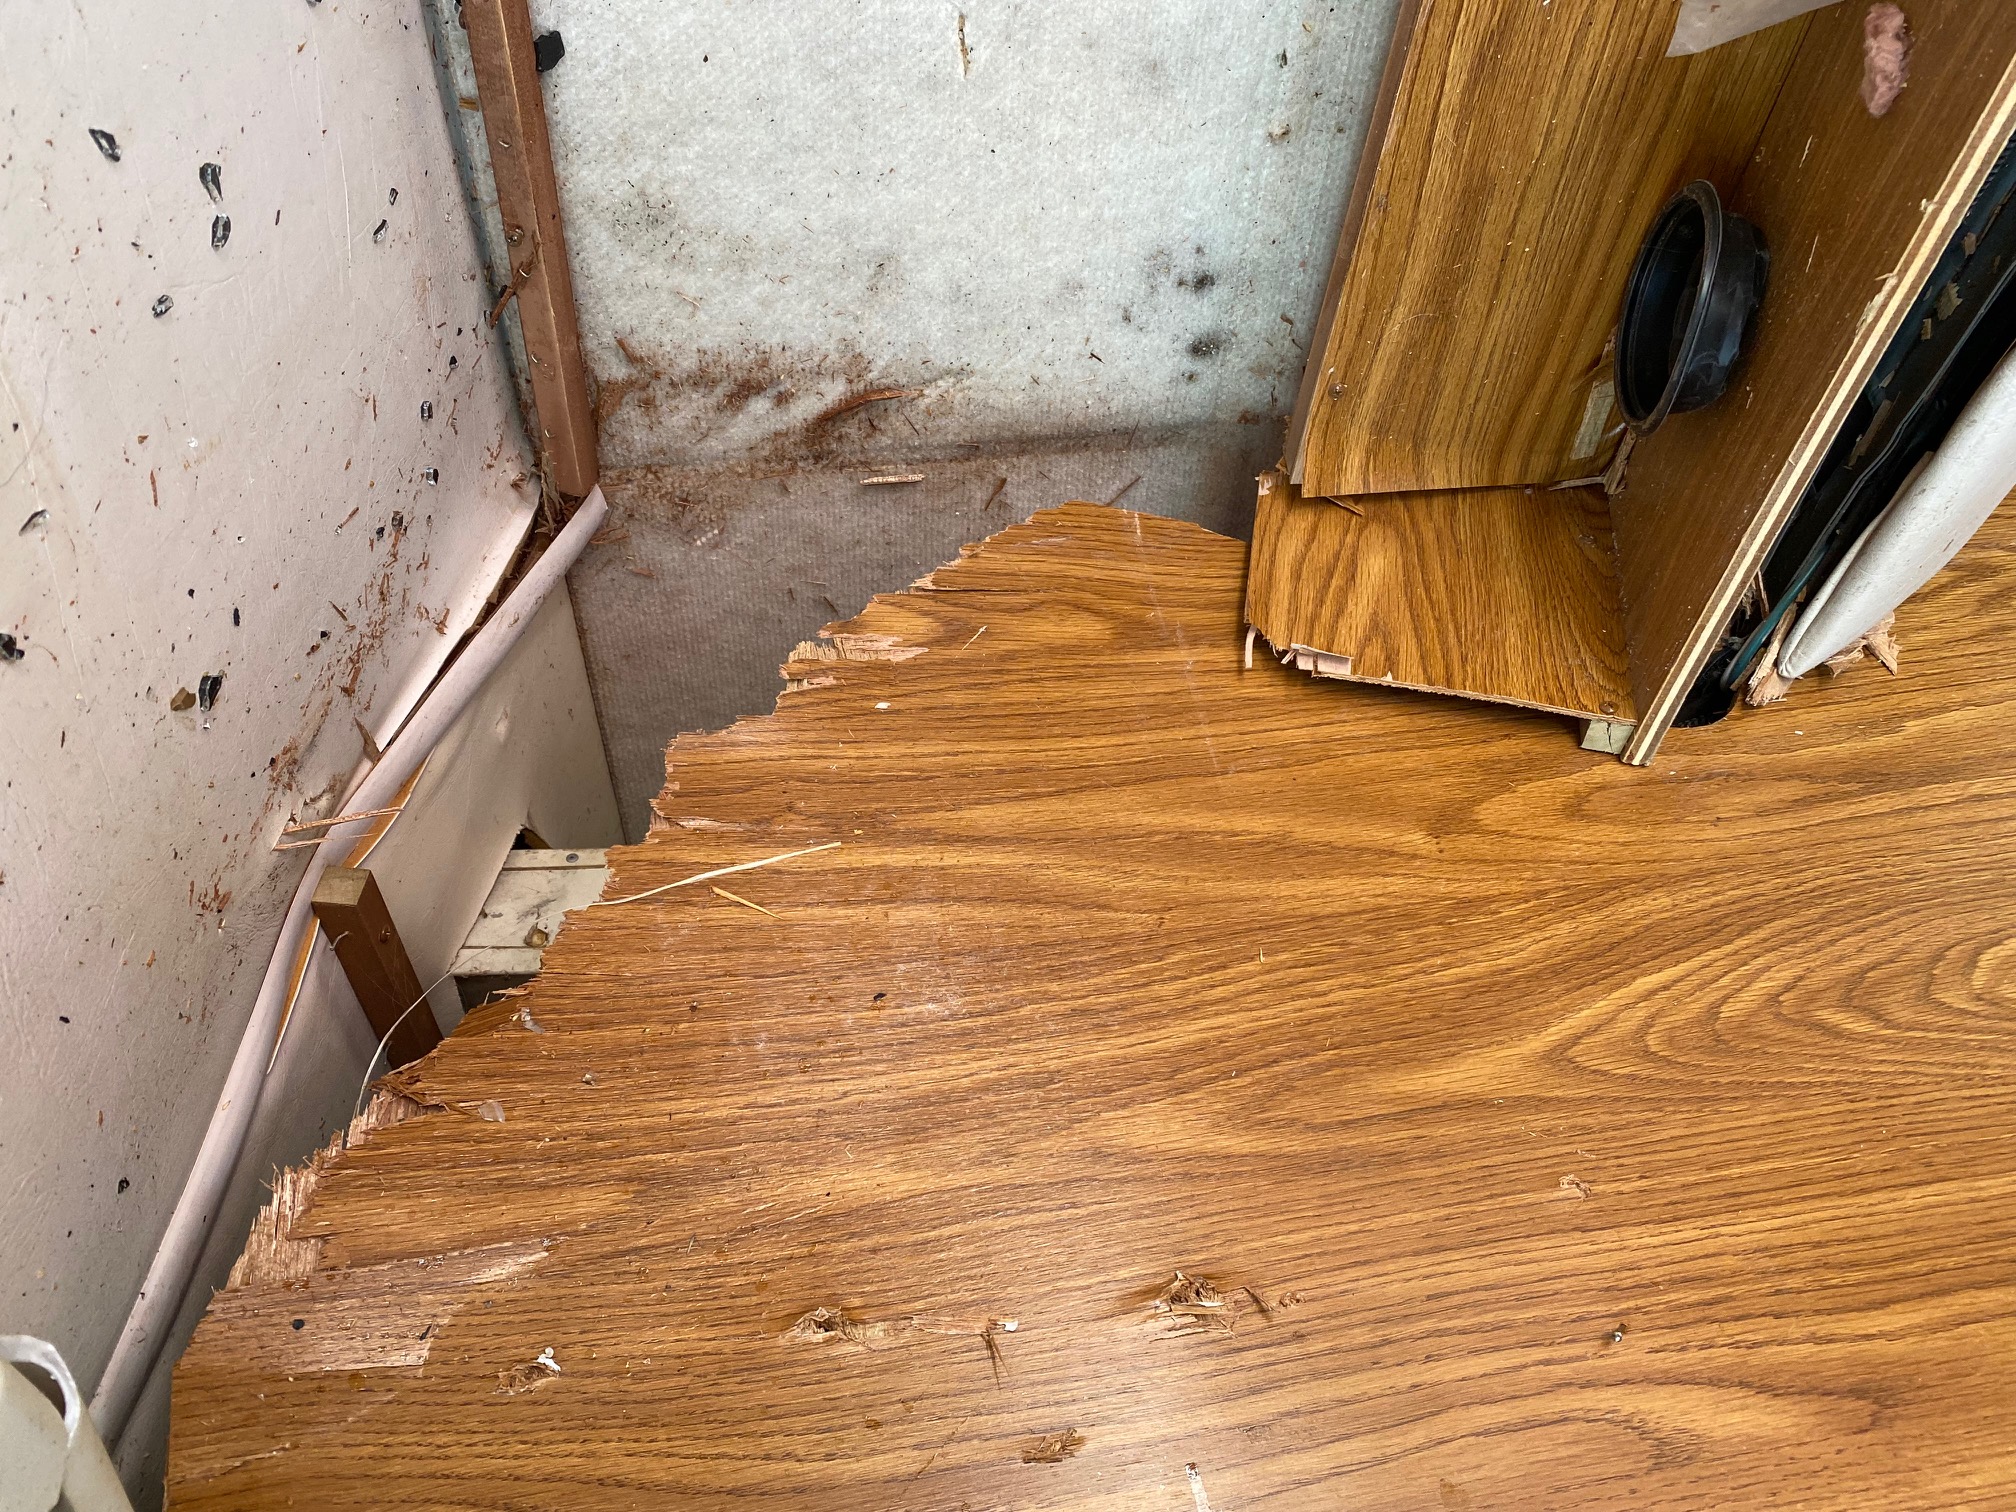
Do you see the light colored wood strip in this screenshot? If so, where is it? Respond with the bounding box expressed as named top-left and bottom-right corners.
top-left (1616, 4), bottom-right (2016, 763)
top-left (462, 0), bottom-right (598, 498)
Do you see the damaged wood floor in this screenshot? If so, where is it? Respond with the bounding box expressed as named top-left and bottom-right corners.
top-left (171, 503), bottom-right (2016, 1509)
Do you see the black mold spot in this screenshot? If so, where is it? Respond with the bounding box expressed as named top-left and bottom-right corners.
top-left (1176, 271), bottom-right (1217, 293)
top-left (232, 607), bottom-right (241, 626)
top-left (89, 129), bottom-right (121, 163)
top-left (200, 162), bottom-right (223, 203)
top-left (1188, 333), bottom-right (1229, 359)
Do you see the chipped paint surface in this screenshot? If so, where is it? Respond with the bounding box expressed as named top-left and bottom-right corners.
top-left (528, 0), bottom-right (1404, 469)
top-left (0, 0), bottom-right (538, 1467)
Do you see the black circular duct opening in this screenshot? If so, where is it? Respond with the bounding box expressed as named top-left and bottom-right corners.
top-left (1616, 180), bottom-right (1769, 435)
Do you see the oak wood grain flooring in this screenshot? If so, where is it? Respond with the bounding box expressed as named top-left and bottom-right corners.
top-left (1246, 472), bottom-right (1635, 720)
top-left (170, 501), bottom-right (2016, 1510)
top-left (1614, 2), bottom-right (2016, 763)
top-left (1292, 0), bottom-right (1805, 497)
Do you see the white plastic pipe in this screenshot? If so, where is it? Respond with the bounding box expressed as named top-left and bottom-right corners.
top-left (3, 1338), bottom-right (134, 1512)
top-left (1780, 345), bottom-right (2016, 678)
top-left (90, 488), bottom-right (607, 1443)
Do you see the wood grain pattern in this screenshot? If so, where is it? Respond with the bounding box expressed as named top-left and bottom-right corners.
top-left (1292, 0), bottom-right (1805, 496)
top-left (171, 502), bottom-right (2016, 1509)
top-left (464, 0), bottom-right (598, 499)
top-left (308, 867), bottom-right (443, 1068)
top-left (1246, 473), bottom-right (1635, 720)
top-left (1614, 3), bottom-right (2016, 764)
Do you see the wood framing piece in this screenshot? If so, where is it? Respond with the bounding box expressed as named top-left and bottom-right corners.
top-left (1247, 472), bottom-right (1635, 721)
top-left (463, 0), bottom-right (598, 499)
top-left (1287, 0), bottom-right (1807, 497)
top-left (1614, 3), bottom-right (2016, 763)
top-left (309, 867), bottom-right (444, 1067)
top-left (450, 848), bottom-right (609, 979)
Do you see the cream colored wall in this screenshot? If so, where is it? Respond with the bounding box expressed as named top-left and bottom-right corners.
top-left (0, 0), bottom-right (612, 1499)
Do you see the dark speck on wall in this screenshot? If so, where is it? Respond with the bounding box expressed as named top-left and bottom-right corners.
top-left (211, 214), bottom-right (231, 251)
top-left (0, 633), bottom-right (24, 663)
top-left (151, 294), bottom-right (174, 318)
top-left (118, 1178), bottom-right (130, 1193)
top-left (1188, 334), bottom-right (1228, 359)
top-left (232, 607), bottom-right (241, 627)
top-left (372, 219), bottom-right (389, 243)
top-left (197, 672), bottom-right (225, 712)
top-left (89, 128), bottom-right (121, 162)
top-left (200, 162), bottom-right (223, 202)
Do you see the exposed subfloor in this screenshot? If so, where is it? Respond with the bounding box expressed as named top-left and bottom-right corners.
top-left (173, 500), bottom-right (2016, 1508)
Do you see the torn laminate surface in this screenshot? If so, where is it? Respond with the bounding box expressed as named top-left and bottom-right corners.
top-left (172, 502), bottom-right (2016, 1509)
top-left (1290, 0), bottom-right (1806, 496)
top-left (1245, 473), bottom-right (1635, 720)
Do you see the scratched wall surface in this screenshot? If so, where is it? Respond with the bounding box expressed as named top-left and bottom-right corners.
top-left (0, 0), bottom-right (538, 1487)
top-left (518, 0), bottom-right (1404, 831)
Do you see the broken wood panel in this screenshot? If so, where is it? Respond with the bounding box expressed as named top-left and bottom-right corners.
top-left (1291, 0), bottom-right (1807, 496)
top-left (1614, 3), bottom-right (2016, 762)
top-left (463, 0), bottom-right (598, 499)
top-left (1246, 472), bottom-right (1635, 720)
top-left (308, 867), bottom-right (443, 1067)
top-left (172, 503), bottom-right (2016, 1508)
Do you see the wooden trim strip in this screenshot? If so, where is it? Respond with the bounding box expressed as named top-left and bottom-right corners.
top-left (462, 0), bottom-right (598, 499)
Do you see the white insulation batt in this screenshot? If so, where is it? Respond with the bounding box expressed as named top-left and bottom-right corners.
top-left (531, 0), bottom-right (1405, 469)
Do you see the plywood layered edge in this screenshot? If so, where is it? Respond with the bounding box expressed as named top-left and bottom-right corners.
top-left (1246, 472), bottom-right (1636, 723)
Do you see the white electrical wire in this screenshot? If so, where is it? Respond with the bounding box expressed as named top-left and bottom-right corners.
top-left (90, 488), bottom-right (608, 1443)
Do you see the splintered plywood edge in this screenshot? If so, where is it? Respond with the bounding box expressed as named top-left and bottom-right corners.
top-left (1616, 2), bottom-right (2016, 764)
top-left (1293, 0), bottom-right (1807, 496)
top-left (1247, 472), bottom-right (1636, 722)
top-left (171, 497), bottom-right (2016, 1509)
